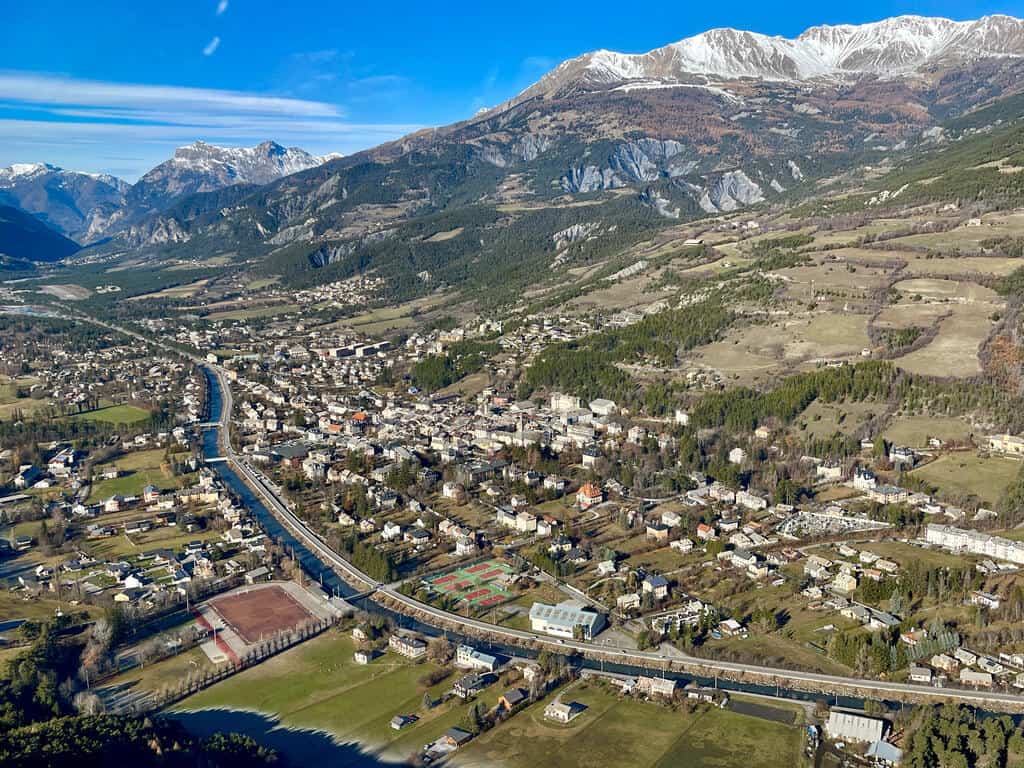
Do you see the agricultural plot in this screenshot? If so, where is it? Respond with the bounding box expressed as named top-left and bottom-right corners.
top-left (873, 301), bottom-right (950, 329)
top-left (887, 215), bottom-right (1024, 250)
top-left (806, 219), bottom-right (915, 247)
top-left (423, 559), bottom-right (517, 608)
top-left (902, 255), bottom-right (1022, 277)
top-left (205, 303), bottom-right (300, 321)
top-left (778, 260), bottom-right (892, 293)
top-left (893, 305), bottom-right (997, 377)
top-left (127, 278), bottom-right (211, 301)
top-left (686, 339), bottom-right (779, 385)
top-left (690, 314), bottom-right (871, 386)
top-left (884, 279), bottom-right (1002, 377)
top-left (892, 277), bottom-right (999, 303)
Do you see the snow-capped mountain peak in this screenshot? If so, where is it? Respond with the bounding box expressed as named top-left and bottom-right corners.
top-left (161, 140), bottom-right (328, 182)
top-left (519, 13), bottom-right (1024, 98)
top-left (0, 162), bottom-right (62, 182)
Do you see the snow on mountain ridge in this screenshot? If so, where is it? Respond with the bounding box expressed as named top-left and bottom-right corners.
top-left (0, 162), bottom-right (61, 182)
top-left (157, 140), bottom-right (341, 183)
top-left (526, 14), bottom-right (1024, 94)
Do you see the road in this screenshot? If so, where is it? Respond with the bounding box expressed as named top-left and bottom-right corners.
top-left (72, 310), bottom-right (1024, 711)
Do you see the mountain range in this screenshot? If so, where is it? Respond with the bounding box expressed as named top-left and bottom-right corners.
top-left (5, 14), bottom-right (1024, 286)
top-left (517, 14), bottom-right (1024, 95)
top-left (0, 141), bottom-right (337, 245)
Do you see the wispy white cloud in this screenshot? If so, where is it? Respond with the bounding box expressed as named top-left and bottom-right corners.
top-left (0, 117), bottom-right (423, 144)
top-left (202, 36), bottom-right (221, 56)
top-left (0, 71), bottom-right (342, 117)
top-left (0, 71), bottom-right (421, 179)
top-left (216, 0), bottom-right (228, 15)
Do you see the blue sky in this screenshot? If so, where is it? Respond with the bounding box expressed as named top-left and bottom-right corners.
top-left (2, 0), bottom-right (1023, 180)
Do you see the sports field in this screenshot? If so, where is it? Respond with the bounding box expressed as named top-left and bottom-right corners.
top-left (208, 585), bottom-right (315, 644)
top-left (423, 558), bottom-right (516, 608)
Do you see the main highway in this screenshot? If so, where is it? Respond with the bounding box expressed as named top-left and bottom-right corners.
top-left (62, 308), bottom-right (1024, 712)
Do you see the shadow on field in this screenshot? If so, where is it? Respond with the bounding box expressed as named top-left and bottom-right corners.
top-left (171, 708), bottom-right (405, 767)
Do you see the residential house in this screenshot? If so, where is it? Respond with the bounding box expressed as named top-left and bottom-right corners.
top-left (454, 673), bottom-right (488, 699)
top-left (576, 483), bottom-right (603, 510)
top-left (456, 644), bottom-right (498, 673)
top-left (389, 634), bottom-right (427, 659)
top-left (499, 688), bottom-right (528, 712)
top-left (646, 523), bottom-right (670, 544)
top-left (544, 701), bottom-right (578, 723)
top-left (643, 574), bottom-right (670, 600)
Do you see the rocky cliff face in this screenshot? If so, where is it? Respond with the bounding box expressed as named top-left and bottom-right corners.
top-left (117, 141), bottom-right (332, 232)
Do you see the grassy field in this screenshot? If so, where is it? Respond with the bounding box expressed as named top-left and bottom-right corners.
top-left (127, 278), bottom-right (210, 301)
top-left (689, 313), bottom-right (872, 387)
top-left (73, 404), bottom-right (151, 425)
top-left (103, 646), bottom-right (216, 698)
top-left (176, 631), bottom-right (493, 762)
top-left (206, 303), bottom-right (300, 321)
top-left (458, 681), bottom-right (806, 768)
top-left (858, 540), bottom-right (975, 570)
top-left (873, 301), bottom-right (950, 329)
top-left (706, 578), bottom-right (855, 676)
top-left (909, 453), bottom-right (1021, 506)
top-left (894, 303), bottom-right (998, 378)
top-left (795, 399), bottom-right (878, 441)
top-left (89, 448), bottom-right (181, 499)
top-left (326, 294), bottom-right (452, 336)
top-left (245, 277), bottom-right (280, 290)
top-left (882, 415), bottom-right (975, 447)
top-left (892, 277), bottom-right (999, 303)
top-left (0, 376), bottom-right (51, 420)
top-left (0, 585), bottom-right (96, 623)
top-left (82, 524), bottom-right (220, 561)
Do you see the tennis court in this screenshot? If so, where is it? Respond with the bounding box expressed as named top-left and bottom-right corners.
top-left (423, 558), bottom-right (517, 607)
